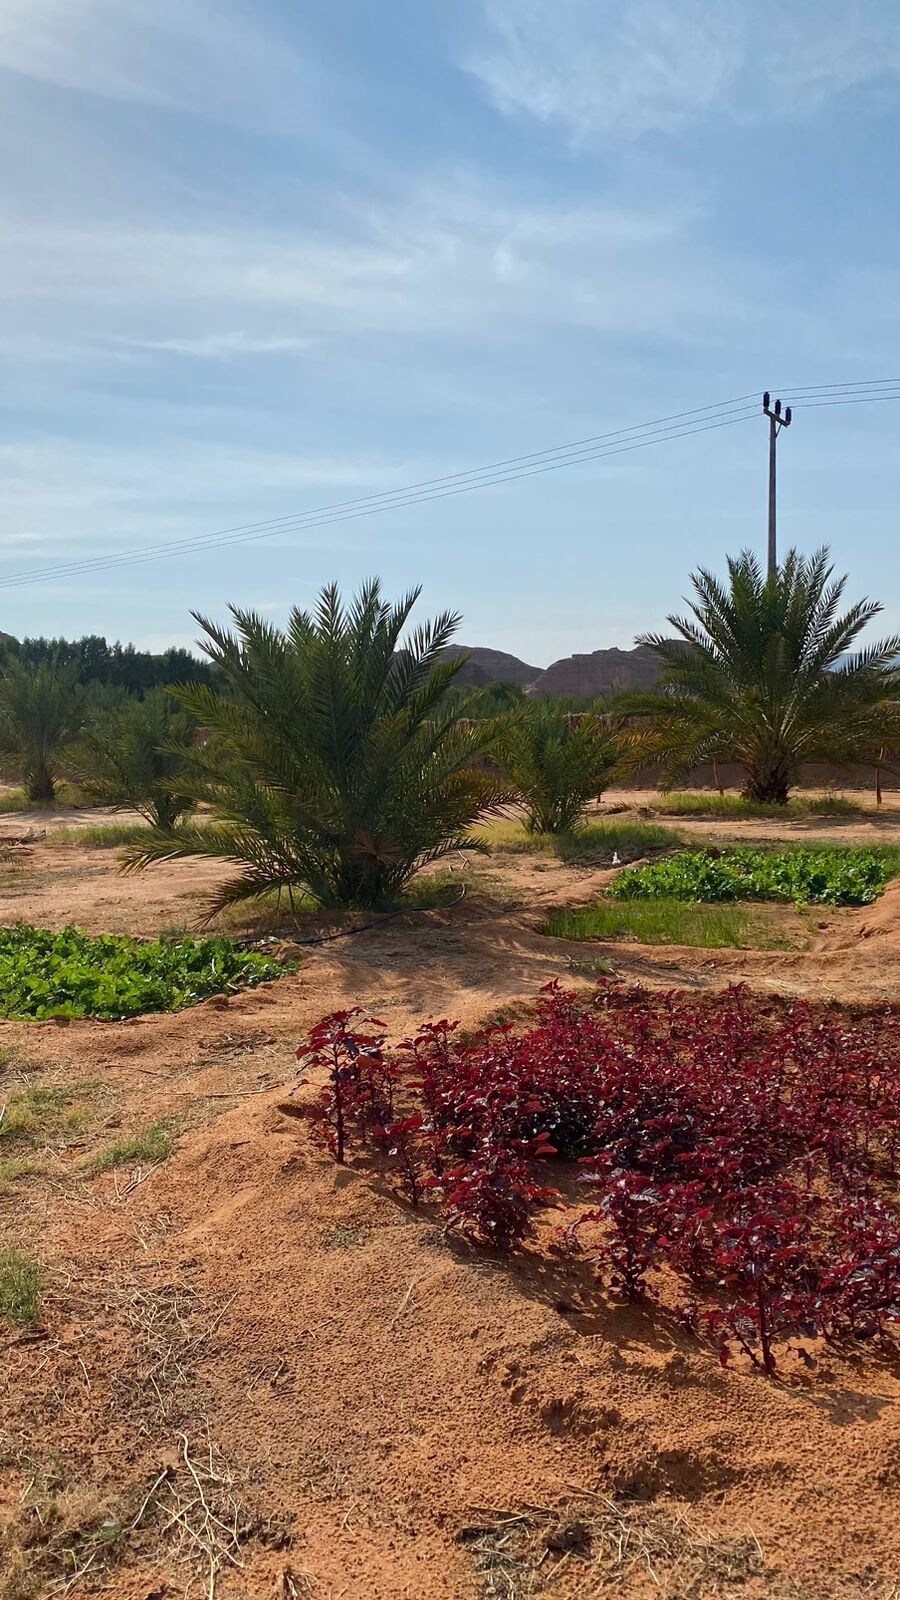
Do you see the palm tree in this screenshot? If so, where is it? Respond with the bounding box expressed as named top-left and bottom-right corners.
top-left (0, 658), bottom-right (86, 803)
top-left (72, 687), bottom-right (197, 831)
top-left (122, 581), bottom-right (508, 913)
top-left (625, 548), bottom-right (899, 805)
top-left (499, 699), bottom-right (620, 833)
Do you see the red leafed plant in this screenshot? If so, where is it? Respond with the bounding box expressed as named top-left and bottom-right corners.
top-left (572, 1170), bottom-right (672, 1301)
top-left (817, 1197), bottom-right (900, 1343)
top-left (294, 984), bottom-right (900, 1373)
top-left (699, 1184), bottom-right (820, 1375)
top-left (295, 1008), bottom-right (393, 1164)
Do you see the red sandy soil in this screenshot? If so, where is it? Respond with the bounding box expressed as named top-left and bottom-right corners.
top-left (1, 795), bottom-right (899, 1598)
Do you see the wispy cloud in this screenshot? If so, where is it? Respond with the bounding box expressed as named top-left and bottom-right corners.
top-left (0, 437), bottom-right (440, 565)
top-left (113, 332), bottom-right (314, 360)
top-left (0, 180), bottom-right (757, 365)
top-left (0, 0), bottom-right (310, 127)
top-left (468, 0), bottom-right (744, 139)
top-left (467, 0), bottom-right (900, 141)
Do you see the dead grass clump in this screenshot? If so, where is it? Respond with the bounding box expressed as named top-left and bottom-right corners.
top-left (458, 1495), bottom-right (765, 1598)
top-left (153, 1429), bottom-right (249, 1598)
top-left (0, 1080), bottom-right (104, 1151)
top-left (0, 1467), bottom-right (131, 1600)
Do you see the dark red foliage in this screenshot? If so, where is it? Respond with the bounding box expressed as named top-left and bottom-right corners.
top-left (296, 984), bottom-right (900, 1373)
top-left (443, 1136), bottom-right (558, 1252)
top-left (295, 1009), bottom-right (394, 1164)
top-left (573, 1171), bottom-right (671, 1300)
top-left (817, 1198), bottom-right (900, 1342)
top-left (698, 1184), bottom-right (820, 1375)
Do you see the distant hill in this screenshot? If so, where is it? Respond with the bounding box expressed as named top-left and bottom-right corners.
top-left (529, 644), bottom-right (662, 700)
top-left (439, 645), bottom-right (543, 689)
top-left (440, 642), bottom-right (663, 699)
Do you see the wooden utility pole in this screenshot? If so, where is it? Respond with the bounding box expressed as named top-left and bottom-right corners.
top-left (762, 392), bottom-right (792, 579)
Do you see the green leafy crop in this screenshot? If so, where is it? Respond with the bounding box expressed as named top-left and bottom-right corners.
top-left (0, 923), bottom-right (285, 1020)
top-left (608, 846), bottom-right (896, 908)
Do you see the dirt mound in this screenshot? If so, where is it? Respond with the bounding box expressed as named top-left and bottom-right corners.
top-left (3, 798), bottom-right (900, 1596)
top-left (5, 1083), bottom-right (895, 1599)
top-left (820, 877), bottom-right (900, 951)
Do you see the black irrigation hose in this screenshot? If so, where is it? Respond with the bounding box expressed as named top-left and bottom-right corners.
top-left (240, 881), bottom-right (469, 950)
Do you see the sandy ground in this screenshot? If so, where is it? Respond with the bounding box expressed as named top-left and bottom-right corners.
top-left (1, 793), bottom-right (899, 1598)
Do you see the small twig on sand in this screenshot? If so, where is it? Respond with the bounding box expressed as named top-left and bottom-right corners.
top-left (390, 1276), bottom-right (422, 1326)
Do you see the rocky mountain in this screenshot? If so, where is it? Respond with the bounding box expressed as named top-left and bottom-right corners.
top-left (529, 644), bottom-right (662, 700)
top-left (439, 645), bottom-right (542, 689)
top-left (441, 642), bottom-right (663, 699)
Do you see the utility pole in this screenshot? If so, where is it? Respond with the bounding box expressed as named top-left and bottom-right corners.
top-left (762, 392), bottom-right (792, 580)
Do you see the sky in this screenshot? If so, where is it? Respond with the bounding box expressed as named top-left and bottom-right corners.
top-left (1, 0), bottom-right (899, 665)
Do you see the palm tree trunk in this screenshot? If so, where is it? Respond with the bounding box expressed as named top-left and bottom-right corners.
top-left (743, 763), bottom-right (790, 806)
top-left (25, 760), bottom-right (56, 804)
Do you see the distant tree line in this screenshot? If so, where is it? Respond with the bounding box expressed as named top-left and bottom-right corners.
top-left (0, 634), bottom-right (219, 694)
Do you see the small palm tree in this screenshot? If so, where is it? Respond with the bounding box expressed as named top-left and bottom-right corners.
top-left (0, 658), bottom-right (86, 802)
top-left (123, 581), bottom-right (507, 913)
top-left (499, 699), bottom-right (620, 833)
top-left (626, 548), bottom-right (899, 804)
top-left (72, 687), bottom-right (197, 831)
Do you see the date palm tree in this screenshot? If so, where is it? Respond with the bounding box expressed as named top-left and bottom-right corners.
top-left (0, 658), bottom-right (87, 803)
top-left (122, 581), bottom-right (508, 913)
top-left (499, 700), bottom-right (620, 833)
top-left (72, 687), bottom-right (197, 831)
top-left (625, 548), bottom-right (899, 805)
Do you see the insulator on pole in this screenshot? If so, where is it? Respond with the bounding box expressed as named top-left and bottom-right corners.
top-left (762, 391), bottom-right (770, 409)
top-left (785, 406), bottom-right (792, 424)
top-left (774, 398), bottom-right (782, 417)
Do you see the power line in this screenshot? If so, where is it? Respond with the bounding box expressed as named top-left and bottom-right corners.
top-left (3, 380), bottom-right (900, 591)
top-left (1, 398), bottom-right (763, 589)
top-left (785, 393), bottom-right (900, 410)
top-left (1, 391), bottom-right (763, 588)
top-left (2, 409), bottom-right (762, 589)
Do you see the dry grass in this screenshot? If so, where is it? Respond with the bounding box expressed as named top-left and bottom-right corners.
top-left (459, 1494), bottom-right (766, 1598)
top-left (49, 822), bottom-right (153, 849)
top-left (477, 818), bottom-right (682, 862)
top-left (0, 1080), bottom-right (103, 1149)
top-left (0, 1155), bottom-right (35, 1194)
top-left (0, 1469), bottom-right (131, 1600)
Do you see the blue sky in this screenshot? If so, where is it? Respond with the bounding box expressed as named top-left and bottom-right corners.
top-left (2, 0), bottom-right (899, 663)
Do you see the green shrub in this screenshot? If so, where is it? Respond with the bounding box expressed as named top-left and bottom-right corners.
top-left (609, 845), bottom-right (898, 908)
top-left (651, 791), bottom-right (864, 819)
top-left (0, 924), bottom-right (285, 1020)
top-left (0, 1247), bottom-right (42, 1326)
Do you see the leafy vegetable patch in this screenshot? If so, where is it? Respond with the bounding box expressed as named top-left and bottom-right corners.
top-left (609, 845), bottom-right (896, 907)
top-left (0, 923), bottom-right (285, 1020)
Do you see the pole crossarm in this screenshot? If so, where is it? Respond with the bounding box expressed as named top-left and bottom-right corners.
top-left (762, 392), bottom-right (793, 579)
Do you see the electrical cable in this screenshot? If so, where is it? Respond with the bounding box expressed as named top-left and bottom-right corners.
top-left (3, 380), bottom-right (899, 591)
